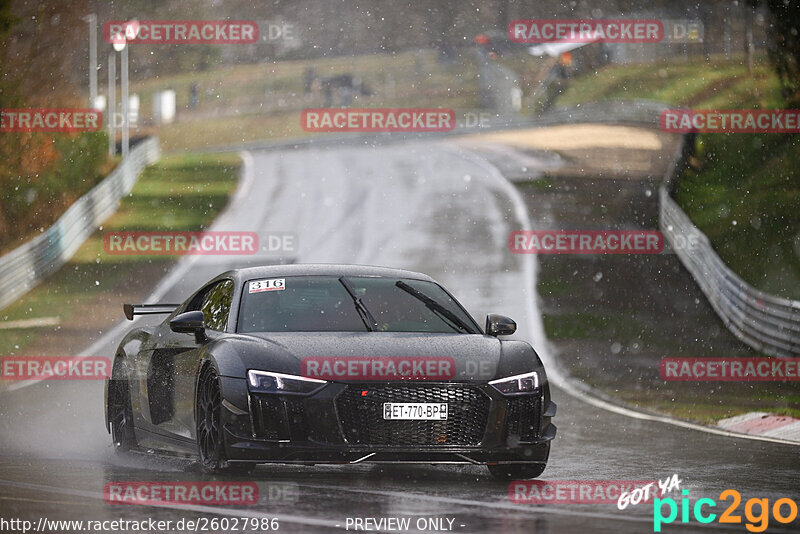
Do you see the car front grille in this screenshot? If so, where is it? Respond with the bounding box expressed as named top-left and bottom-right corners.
top-left (503, 395), bottom-right (542, 442)
top-left (335, 384), bottom-right (490, 446)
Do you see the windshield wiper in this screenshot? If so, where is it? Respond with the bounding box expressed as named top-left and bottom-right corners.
top-left (395, 280), bottom-right (476, 334)
top-left (339, 277), bottom-right (378, 332)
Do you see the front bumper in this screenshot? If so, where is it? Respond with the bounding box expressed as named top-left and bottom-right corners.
top-left (219, 379), bottom-right (556, 465)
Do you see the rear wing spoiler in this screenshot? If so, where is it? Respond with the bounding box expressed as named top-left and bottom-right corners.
top-left (123, 303), bottom-right (179, 321)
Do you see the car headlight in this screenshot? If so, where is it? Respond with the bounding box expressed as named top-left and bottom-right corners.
top-left (247, 370), bottom-right (327, 395)
top-left (489, 371), bottom-right (539, 395)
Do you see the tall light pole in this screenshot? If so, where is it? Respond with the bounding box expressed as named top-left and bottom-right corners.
top-left (112, 32), bottom-right (128, 157)
top-left (108, 45), bottom-right (116, 156)
top-left (84, 14), bottom-right (97, 108)
top-left (117, 21), bottom-right (139, 157)
top-left (108, 23), bottom-right (137, 158)
top-left (120, 44), bottom-right (129, 158)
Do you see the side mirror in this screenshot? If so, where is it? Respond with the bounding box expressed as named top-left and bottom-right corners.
top-left (486, 314), bottom-right (516, 337)
top-left (169, 310), bottom-right (207, 343)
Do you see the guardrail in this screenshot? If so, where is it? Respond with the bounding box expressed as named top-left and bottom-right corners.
top-left (535, 99), bottom-right (668, 126)
top-left (535, 100), bottom-right (800, 357)
top-left (0, 137), bottom-right (160, 311)
top-left (659, 154), bottom-right (800, 358)
top-left (660, 189), bottom-right (800, 357)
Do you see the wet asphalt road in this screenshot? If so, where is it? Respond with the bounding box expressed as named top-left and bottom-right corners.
top-left (0, 138), bottom-right (798, 533)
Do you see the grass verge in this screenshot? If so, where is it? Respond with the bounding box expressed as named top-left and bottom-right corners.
top-left (0, 153), bottom-right (240, 357)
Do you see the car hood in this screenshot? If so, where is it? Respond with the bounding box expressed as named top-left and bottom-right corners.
top-left (227, 331), bottom-right (519, 382)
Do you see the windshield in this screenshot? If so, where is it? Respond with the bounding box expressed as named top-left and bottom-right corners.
top-left (237, 276), bottom-right (479, 334)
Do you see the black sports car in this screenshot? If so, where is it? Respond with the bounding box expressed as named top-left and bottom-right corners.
top-left (105, 264), bottom-right (556, 479)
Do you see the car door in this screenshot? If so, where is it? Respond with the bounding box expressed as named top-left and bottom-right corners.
top-left (148, 279), bottom-right (234, 441)
top-left (130, 305), bottom-right (191, 449)
top-left (173, 279), bottom-right (234, 439)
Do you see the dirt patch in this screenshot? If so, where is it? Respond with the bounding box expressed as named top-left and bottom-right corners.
top-left (465, 124), bottom-right (665, 151)
top-left (458, 124), bottom-right (678, 180)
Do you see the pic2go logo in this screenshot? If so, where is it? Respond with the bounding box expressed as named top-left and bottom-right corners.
top-left (619, 474), bottom-right (681, 510)
top-left (654, 489), bottom-right (798, 532)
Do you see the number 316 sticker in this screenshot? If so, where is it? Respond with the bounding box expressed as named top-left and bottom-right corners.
top-left (249, 278), bottom-right (285, 293)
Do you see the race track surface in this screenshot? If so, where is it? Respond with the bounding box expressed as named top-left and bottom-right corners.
top-left (0, 139), bottom-right (797, 533)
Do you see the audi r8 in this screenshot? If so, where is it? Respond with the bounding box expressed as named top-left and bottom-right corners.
top-left (104, 264), bottom-right (556, 479)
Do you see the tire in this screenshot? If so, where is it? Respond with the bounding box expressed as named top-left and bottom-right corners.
top-left (196, 364), bottom-right (255, 474)
top-left (487, 463), bottom-right (546, 480)
top-left (108, 357), bottom-right (137, 452)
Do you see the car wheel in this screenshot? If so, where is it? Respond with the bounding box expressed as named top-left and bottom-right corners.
top-left (196, 364), bottom-right (255, 474)
top-left (487, 463), bottom-right (546, 480)
top-left (109, 357), bottom-right (136, 452)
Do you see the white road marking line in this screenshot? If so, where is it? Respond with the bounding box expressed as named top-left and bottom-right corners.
top-left (446, 144), bottom-right (800, 448)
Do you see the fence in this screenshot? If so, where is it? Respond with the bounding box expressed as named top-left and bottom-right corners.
top-left (535, 99), bottom-right (668, 126)
top-left (660, 189), bottom-right (800, 357)
top-left (0, 137), bottom-right (160, 311)
top-left (659, 162), bottom-right (800, 359)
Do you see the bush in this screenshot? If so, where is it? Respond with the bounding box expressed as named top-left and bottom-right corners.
top-left (0, 130), bottom-right (110, 252)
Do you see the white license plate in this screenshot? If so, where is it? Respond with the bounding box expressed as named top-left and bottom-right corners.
top-left (383, 403), bottom-right (448, 420)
